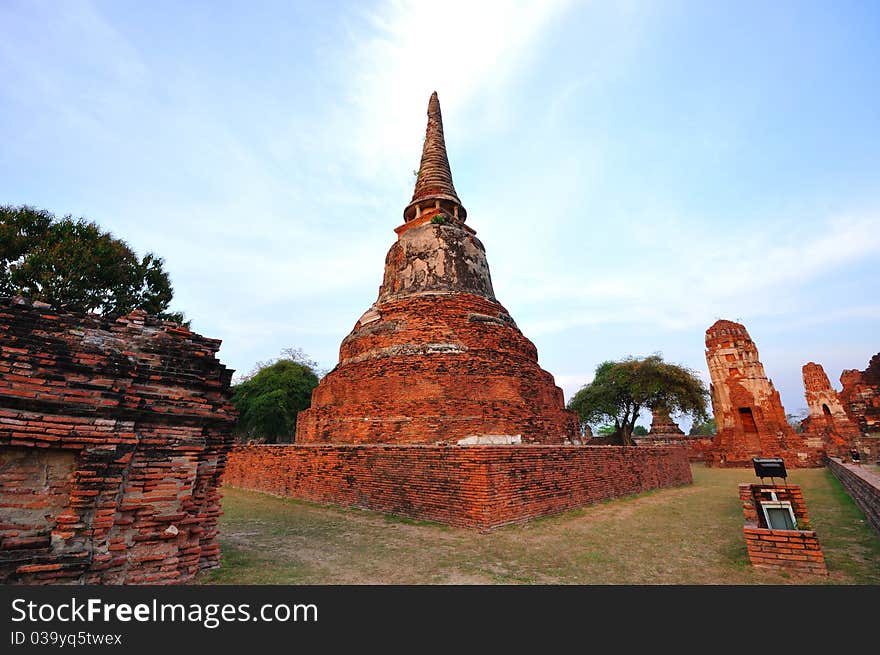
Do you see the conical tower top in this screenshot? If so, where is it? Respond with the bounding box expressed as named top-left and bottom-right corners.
top-left (403, 91), bottom-right (467, 222)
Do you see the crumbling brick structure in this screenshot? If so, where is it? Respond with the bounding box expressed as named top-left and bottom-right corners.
top-left (647, 405), bottom-right (685, 439)
top-left (0, 298), bottom-right (235, 584)
top-left (801, 362), bottom-right (860, 457)
top-left (296, 91), bottom-right (578, 445)
top-left (839, 353), bottom-right (880, 460)
top-left (704, 320), bottom-right (822, 468)
top-left (738, 483), bottom-right (827, 576)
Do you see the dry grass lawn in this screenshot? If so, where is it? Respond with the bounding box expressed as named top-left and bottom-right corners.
top-left (198, 464), bottom-right (880, 585)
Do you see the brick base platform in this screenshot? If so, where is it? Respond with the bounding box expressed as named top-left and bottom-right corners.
top-left (738, 483), bottom-right (827, 576)
top-left (224, 444), bottom-right (692, 530)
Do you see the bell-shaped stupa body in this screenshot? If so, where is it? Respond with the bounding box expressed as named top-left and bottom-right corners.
top-left (296, 92), bottom-right (578, 444)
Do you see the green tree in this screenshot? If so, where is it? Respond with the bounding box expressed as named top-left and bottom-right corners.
top-left (0, 205), bottom-right (185, 323)
top-left (689, 417), bottom-right (717, 436)
top-left (632, 425), bottom-right (649, 436)
top-left (567, 355), bottom-right (709, 447)
top-left (232, 349), bottom-right (321, 443)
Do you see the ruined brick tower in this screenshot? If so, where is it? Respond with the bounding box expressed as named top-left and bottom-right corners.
top-left (296, 92), bottom-right (578, 444)
top-left (801, 362), bottom-right (860, 455)
top-left (839, 353), bottom-right (880, 459)
top-left (704, 320), bottom-right (822, 467)
top-left (839, 353), bottom-right (880, 437)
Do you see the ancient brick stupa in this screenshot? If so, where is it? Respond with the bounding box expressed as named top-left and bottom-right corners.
top-left (648, 405), bottom-right (686, 439)
top-left (801, 362), bottom-right (860, 456)
top-left (704, 320), bottom-right (822, 467)
top-left (296, 92), bottom-right (578, 444)
top-left (633, 404), bottom-right (711, 460)
top-left (226, 93), bottom-right (692, 530)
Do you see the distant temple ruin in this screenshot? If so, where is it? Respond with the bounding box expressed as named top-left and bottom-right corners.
top-left (801, 362), bottom-right (860, 456)
top-left (704, 320), bottom-right (822, 468)
top-left (632, 404), bottom-right (712, 462)
top-left (295, 91), bottom-right (578, 445)
top-left (839, 353), bottom-right (880, 460)
top-left (840, 354), bottom-right (880, 436)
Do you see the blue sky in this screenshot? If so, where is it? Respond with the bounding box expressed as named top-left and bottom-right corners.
top-left (2, 1), bottom-right (878, 427)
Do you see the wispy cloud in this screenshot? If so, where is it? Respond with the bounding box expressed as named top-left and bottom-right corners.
top-left (329, 0), bottom-right (572, 184)
top-left (2, 0), bottom-right (877, 414)
top-left (516, 210), bottom-right (880, 336)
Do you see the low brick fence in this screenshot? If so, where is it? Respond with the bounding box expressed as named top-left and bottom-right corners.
top-left (826, 457), bottom-right (880, 535)
top-left (224, 444), bottom-right (692, 531)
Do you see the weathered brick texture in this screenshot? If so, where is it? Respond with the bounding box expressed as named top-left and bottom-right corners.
top-left (224, 444), bottom-right (692, 530)
top-left (648, 405), bottom-right (684, 437)
top-left (632, 435), bottom-right (713, 462)
top-left (826, 457), bottom-right (880, 536)
top-left (839, 354), bottom-right (880, 460)
top-left (738, 483), bottom-right (827, 576)
top-left (297, 293), bottom-right (578, 445)
top-left (0, 298), bottom-right (235, 584)
top-left (801, 362), bottom-right (860, 457)
top-left (704, 320), bottom-right (822, 467)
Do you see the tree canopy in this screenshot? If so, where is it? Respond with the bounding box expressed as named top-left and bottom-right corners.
top-left (567, 355), bottom-right (709, 446)
top-left (0, 205), bottom-right (184, 323)
top-left (689, 417), bottom-right (717, 436)
top-left (231, 349), bottom-right (321, 443)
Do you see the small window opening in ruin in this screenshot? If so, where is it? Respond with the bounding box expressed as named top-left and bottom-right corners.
top-left (822, 404), bottom-right (831, 416)
top-left (739, 407), bottom-right (758, 433)
top-left (759, 492), bottom-right (798, 530)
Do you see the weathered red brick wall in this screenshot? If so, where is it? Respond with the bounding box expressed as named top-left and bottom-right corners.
top-left (0, 298), bottom-right (235, 584)
top-left (224, 444), bottom-right (692, 530)
top-left (826, 457), bottom-right (880, 536)
top-left (632, 435), bottom-right (713, 462)
top-left (685, 437), bottom-right (714, 461)
top-left (737, 483), bottom-right (827, 575)
top-left (704, 320), bottom-right (822, 468)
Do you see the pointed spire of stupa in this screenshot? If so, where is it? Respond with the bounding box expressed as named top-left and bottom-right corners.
top-left (403, 91), bottom-right (467, 222)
